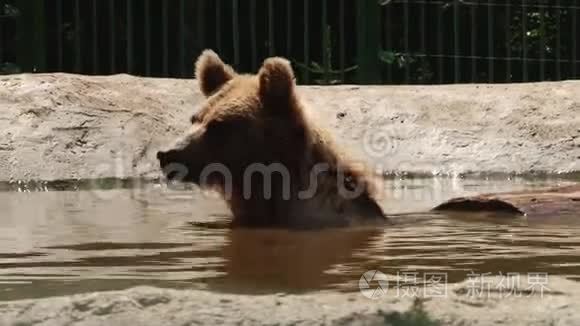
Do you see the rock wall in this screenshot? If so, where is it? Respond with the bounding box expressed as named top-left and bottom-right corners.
top-left (1, 73), bottom-right (580, 182)
top-left (1, 276), bottom-right (579, 325)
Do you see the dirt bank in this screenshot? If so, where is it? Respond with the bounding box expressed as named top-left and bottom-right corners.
top-left (1, 276), bottom-right (579, 325)
top-left (1, 73), bottom-right (579, 182)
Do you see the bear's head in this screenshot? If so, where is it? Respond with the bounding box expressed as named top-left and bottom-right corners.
top-left (157, 50), bottom-right (386, 227)
top-left (157, 50), bottom-right (308, 189)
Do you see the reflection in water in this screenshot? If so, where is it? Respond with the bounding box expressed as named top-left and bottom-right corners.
top-left (0, 177), bottom-right (579, 301)
top-left (215, 227), bottom-right (384, 293)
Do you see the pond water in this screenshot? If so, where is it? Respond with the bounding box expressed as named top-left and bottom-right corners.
top-left (1, 176), bottom-right (580, 301)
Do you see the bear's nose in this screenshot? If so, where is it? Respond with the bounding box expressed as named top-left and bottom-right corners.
top-left (156, 151), bottom-right (166, 161)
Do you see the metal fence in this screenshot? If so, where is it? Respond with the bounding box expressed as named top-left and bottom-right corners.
top-left (1, 0), bottom-right (579, 85)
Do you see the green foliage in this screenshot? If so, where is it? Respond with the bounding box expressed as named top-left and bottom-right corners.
top-left (2, 3), bottom-right (20, 17)
top-left (379, 50), bottom-right (434, 83)
top-left (1, 1), bottom-right (574, 82)
top-left (510, 9), bottom-right (563, 57)
top-left (0, 62), bottom-right (21, 75)
top-left (379, 50), bottom-right (414, 68)
top-left (380, 299), bottom-right (441, 326)
top-left (1, 4), bottom-right (21, 76)
top-left (293, 25), bottom-right (357, 85)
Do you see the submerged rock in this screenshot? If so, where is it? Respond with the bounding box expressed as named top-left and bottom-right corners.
top-left (433, 184), bottom-right (580, 219)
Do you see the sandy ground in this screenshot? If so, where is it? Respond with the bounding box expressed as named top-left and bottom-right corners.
top-left (1, 73), bottom-right (580, 325)
top-left (1, 276), bottom-right (579, 325)
top-left (1, 73), bottom-right (579, 182)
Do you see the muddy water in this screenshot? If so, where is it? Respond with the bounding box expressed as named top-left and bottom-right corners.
top-left (1, 177), bottom-right (580, 301)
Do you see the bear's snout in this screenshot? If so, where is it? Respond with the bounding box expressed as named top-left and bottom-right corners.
top-left (156, 149), bottom-right (193, 182)
top-left (156, 150), bottom-right (171, 167)
top-left (156, 149), bottom-right (181, 168)
top-left (156, 150), bottom-right (167, 162)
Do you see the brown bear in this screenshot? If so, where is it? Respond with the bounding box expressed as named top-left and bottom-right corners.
top-left (157, 50), bottom-right (387, 228)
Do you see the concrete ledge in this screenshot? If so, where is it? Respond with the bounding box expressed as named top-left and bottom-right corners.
top-left (1, 276), bottom-right (579, 325)
top-left (1, 73), bottom-right (580, 182)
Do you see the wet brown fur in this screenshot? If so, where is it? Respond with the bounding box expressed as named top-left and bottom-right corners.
top-left (159, 50), bottom-right (387, 228)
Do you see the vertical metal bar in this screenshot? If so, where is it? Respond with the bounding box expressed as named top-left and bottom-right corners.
top-left (232, 0), bottom-right (240, 67)
top-left (36, 1), bottom-right (46, 72)
top-left (196, 0), bottom-right (206, 73)
top-left (162, 0), bottom-right (168, 76)
top-left (126, 0), bottom-right (133, 74)
top-left (420, 1), bottom-right (426, 83)
top-left (215, 0), bottom-right (222, 53)
top-left (179, 0), bottom-right (186, 76)
top-left (487, 0), bottom-right (493, 83)
top-left (109, 0), bottom-right (116, 73)
top-left (287, 0), bottom-right (292, 58)
top-left (38, 1), bottom-right (47, 72)
top-left (404, 0), bottom-right (410, 83)
top-left (453, 0), bottom-right (460, 83)
top-left (555, 0), bottom-right (561, 80)
top-left (356, 0), bottom-right (381, 84)
top-left (268, 0), bottom-right (274, 56)
top-left (340, 0), bottom-right (345, 82)
top-left (505, 2), bottom-right (511, 82)
top-left (385, 4), bottom-right (392, 83)
top-left (15, 0), bottom-right (46, 72)
top-left (250, 0), bottom-right (257, 71)
top-left (56, 0), bottom-right (63, 70)
top-left (437, 3), bottom-right (444, 83)
top-left (303, 0), bottom-right (310, 83)
top-left (471, 1), bottom-right (477, 82)
top-left (145, 0), bottom-right (150, 76)
top-left (75, 0), bottom-right (82, 73)
top-left (573, 5), bottom-right (578, 79)
top-left (0, 0), bottom-right (3, 65)
top-left (321, 0), bottom-right (329, 84)
top-left (539, 4), bottom-right (546, 80)
top-left (321, 0), bottom-right (327, 38)
top-left (522, 0), bottom-right (528, 82)
top-left (92, 0), bottom-right (98, 74)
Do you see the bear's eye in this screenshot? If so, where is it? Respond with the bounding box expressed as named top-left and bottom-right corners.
top-left (344, 174), bottom-right (358, 192)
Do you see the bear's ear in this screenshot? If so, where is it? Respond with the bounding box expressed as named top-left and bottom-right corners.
top-left (258, 57), bottom-right (295, 103)
top-left (195, 49), bottom-right (235, 97)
